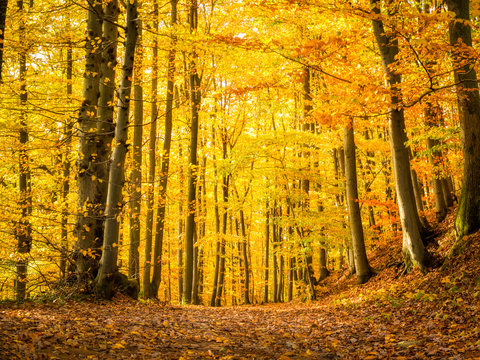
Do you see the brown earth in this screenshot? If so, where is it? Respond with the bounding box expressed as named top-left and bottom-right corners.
top-left (1, 209), bottom-right (480, 359)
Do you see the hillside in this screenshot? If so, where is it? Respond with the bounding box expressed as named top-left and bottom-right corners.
top-left (1, 209), bottom-right (479, 359)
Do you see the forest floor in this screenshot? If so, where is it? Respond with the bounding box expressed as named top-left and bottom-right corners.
top-left (1, 210), bottom-right (480, 359)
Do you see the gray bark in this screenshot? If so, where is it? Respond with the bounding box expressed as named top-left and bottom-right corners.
top-left (371, 0), bottom-right (427, 271)
top-left (75, 0), bottom-right (103, 285)
top-left (143, 2), bottom-right (159, 299)
top-left (95, 0), bottom-right (138, 298)
top-left (150, 0), bottom-right (178, 299)
top-left (129, 16), bottom-right (142, 284)
top-left (344, 121), bottom-right (372, 284)
top-left (446, 0), bottom-right (480, 237)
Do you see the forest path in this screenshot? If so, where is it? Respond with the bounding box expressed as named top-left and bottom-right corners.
top-left (1, 291), bottom-right (479, 359)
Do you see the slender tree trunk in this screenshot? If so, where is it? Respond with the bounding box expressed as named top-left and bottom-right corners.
top-left (129, 15), bottom-right (142, 285)
top-left (16, 0), bottom-right (31, 302)
top-left (75, 0), bottom-right (102, 285)
top-left (60, 41), bottom-right (73, 279)
top-left (95, 0), bottom-right (138, 298)
top-left (210, 127), bottom-right (221, 306)
top-left (177, 143), bottom-right (185, 303)
top-left (318, 248), bottom-right (329, 281)
top-left (239, 207), bottom-right (250, 304)
top-left (344, 121), bottom-right (372, 284)
top-left (184, 0), bottom-right (200, 304)
top-left (150, 0), bottom-right (178, 299)
top-left (0, 0), bottom-right (8, 82)
top-left (425, 102), bottom-right (447, 222)
top-left (446, 0), bottom-right (480, 237)
top-left (215, 137), bottom-right (229, 307)
top-left (263, 201), bottom-right (269, 303)
top-left (371, 0), bottom-right (427, 271)
top-left (143, 2), bottom-right (159, 299)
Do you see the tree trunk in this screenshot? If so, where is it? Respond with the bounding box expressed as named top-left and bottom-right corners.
top-left (210, 126), bottom-right (221, 306)
top-left (183, 0), bottom-right (200, 304)
top-left (75, 0), bottom-right (102, 285)
top-left (129, 14), bottom-right (142, 285)
top-left (424, 102), bottom-right (447, 222)
top-left (215, 137), bottom-right (229, 307)
top-left (318, 248), bottom-right (329, 282)
top-left (371, 0), bottom-right (427, 271)
top-left (95, 0), bottom-right (138, 298)
top-left (95, 0), bottom-right (119, 258)
top-left (0, 0), bottom-right (7, 82)
top-left (263, 202), bottom-right (269, 303)
top-left (446, 0), bottom-right (480, 238)
top-left (150, 0), bottom-right (178, 299)
top-left (60, 41), bottom-right (73, 280)
top-left (344, 121), bottom-right (372, 284)
top-left (16, 0), bottom-right (31, 302)
top-left (143, 2), bottom-right (159, 299)
top-left (239, 207), bottom-right (250, 304)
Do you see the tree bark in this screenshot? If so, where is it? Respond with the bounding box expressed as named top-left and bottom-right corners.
top-left (95, 0), bottom-right (138, 298)
top-left (344, 121), bottom-right (372, 284)
top-left (16, 0), bottom-right (31, 302)
top-left (424, 102), bottom-right (447, 222)
top-left (143, 2), bottom-right (159, 299)
top-left (371, 0), bottom-right (427, 271)
top-left (150, 0), bottom-right (178, 299)
top-left (74, 0), bottom-right (103, 285)
top-left (95, 0), bottom-right (119, 255)
top-left (446, 0), bottom-right (480, 238)
top-left (0, 0), bottom-right (7, 82)
top-left (263, 202), bottom-right (269, 303)
top-left (129, 14), bottom-right (142, 285)
top-left (183, 0), bottom-right (200, 304)
top-left (60, 41), bottom-right (73, 280)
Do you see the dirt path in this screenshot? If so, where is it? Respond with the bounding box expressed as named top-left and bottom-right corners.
top-left (1, 295), bottom-right (479, 359)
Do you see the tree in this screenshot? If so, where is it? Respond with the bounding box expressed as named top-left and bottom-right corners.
top-left (74, 0), bottom-right (103, 284)
top-left (446, 0), bottom-right (480, 238)
top-left (370, 0), bottom-right (427, 271)
top-left (343, 120), bottom-right (372, 284)
top-left (96, 0), bottom-right (138, 298)
top-left (15, 0), bottom-right (31, 302)
top-left (129, 11), bottom-right (143, 284)
top-left (184, 0), bottom-right (201, 304)
top-left (150, 0), bottom-right (178, 298)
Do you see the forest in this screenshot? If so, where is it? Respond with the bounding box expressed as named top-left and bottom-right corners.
top-left (1, 0), bottom-right (480, 358)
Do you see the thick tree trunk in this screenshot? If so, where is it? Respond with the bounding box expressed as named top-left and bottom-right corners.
top-left (95, 0), bottom-right (119, 255)
top-left (95, 0), bottom-right (138, 298)
top-left (344, 121), bottom-right (372, 284)
top-left (75, 0), bottom-right (103, 285)
top-left (371, 0), bottom-right (427, 271)
top-left (183, 0), bottom-right (200, 304)
top-left (150, 0), bottom-right (178, 299)
top-left (129, 16), bottom-right (143, 285)
top-left (446, 0), bottom-right (480, 238)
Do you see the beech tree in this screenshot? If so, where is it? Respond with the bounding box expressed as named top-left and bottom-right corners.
top-left (96, 0), bottom-right (138, 298)
top-left (446, 0), bottom-right (480, 238)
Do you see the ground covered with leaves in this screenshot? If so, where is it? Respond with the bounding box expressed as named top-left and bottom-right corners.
top-left (2, 213), bottom-right (480, 359)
